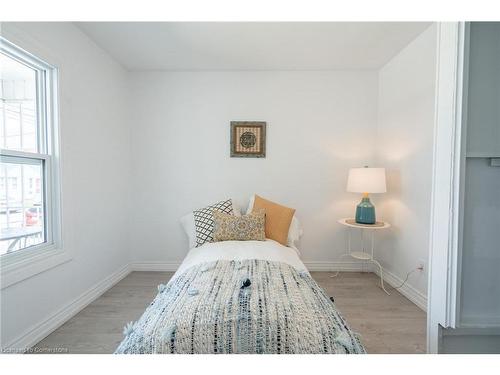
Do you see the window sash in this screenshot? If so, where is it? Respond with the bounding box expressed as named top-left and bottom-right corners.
top-left (0, 37), bottom-right (61, 268)
top-left (1, 39), bottom-right (51, 155)
top-left (1, 151), bottom-right (51, 249)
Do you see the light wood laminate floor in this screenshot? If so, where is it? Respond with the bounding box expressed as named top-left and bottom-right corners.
top-left (35, 271), bottom-right (426, 354)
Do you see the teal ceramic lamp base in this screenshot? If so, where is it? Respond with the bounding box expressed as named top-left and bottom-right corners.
top-left (355, 194), bottom-right (376, 224)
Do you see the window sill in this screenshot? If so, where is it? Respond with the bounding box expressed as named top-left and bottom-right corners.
top-left (1, 245), bottom-right (71, 289)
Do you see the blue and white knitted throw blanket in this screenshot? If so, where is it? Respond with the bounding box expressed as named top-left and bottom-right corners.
top-left (115, 259), bottom-right (365, 354)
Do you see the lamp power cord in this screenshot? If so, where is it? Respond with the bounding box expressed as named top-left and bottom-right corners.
top-left (385, 266), bottom-right (423, 291)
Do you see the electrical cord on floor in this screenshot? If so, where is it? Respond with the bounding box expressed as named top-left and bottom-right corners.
top-left (385, 267), bottom-right (422, 291)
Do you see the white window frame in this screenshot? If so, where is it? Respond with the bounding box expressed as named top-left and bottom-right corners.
top-left (0, 37), bottom-right (66, 289)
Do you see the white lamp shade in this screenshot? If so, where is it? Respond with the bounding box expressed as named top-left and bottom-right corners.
top-left (347, 167), bottom-right (387, 193)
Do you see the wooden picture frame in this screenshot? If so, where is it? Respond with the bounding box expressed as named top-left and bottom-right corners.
top-left (230, 121), bottom-right (266, 158)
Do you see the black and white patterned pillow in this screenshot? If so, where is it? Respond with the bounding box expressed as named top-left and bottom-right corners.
top-left (193, 199), bottom-right (234, 247)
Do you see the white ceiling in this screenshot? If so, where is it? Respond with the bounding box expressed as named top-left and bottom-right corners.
top-left (76, 22), bottom-right (432, 71)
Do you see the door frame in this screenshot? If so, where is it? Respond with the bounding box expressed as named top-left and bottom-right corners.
top-left (427, 21), bottom-right (467, 353)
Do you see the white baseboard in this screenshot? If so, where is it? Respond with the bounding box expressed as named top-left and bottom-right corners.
top-left (3, 263), bottom-right (131, 351)
top-left (3, 259), bottom-right (427, 350)
top-left (372, 266), bottom-right (428, 311)
top-left (130, 261), bottom-right (181, 272)
top-left (130, 261), bottom-right (368, 273)
top-left (303, 261), bottom-right (369, 272)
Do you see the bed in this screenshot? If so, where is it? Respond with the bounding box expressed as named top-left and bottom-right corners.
top-left (115, 239), bottom-right (365, 354)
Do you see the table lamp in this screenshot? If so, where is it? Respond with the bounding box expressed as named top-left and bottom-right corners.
top-left (347, 167), bottom-right (386, 224)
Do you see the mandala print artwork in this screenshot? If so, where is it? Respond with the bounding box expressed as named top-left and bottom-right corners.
top-left (230, 121), bottom-right (266, 158)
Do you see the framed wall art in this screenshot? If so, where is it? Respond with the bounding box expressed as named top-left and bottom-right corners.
top-left (230, 121), bottom-right (266, 158)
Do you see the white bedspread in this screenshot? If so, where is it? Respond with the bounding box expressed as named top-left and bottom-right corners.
top-left (116, 240), bottom-right (366, 354)
top-left (174, 240), bottom-right (307, 278)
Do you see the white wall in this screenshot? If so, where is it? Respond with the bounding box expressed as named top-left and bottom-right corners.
top-left (375, 24), bottom-right (437, 297)
top-left (0, 23), bottom-right (439, 348)
top-left (128, 71), bottom-right (378, 265)
top-left (0, 23), bottom-right (131, 346)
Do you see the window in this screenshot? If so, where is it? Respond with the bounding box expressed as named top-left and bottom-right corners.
top-left (0, 38), bottom-right (60, 265)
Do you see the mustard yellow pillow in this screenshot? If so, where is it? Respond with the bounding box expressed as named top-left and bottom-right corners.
top-left (252, 195), bottom-right (296, 246)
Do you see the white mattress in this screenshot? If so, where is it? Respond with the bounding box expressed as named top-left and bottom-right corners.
top-left (173, 239), bottom-right (307, 278)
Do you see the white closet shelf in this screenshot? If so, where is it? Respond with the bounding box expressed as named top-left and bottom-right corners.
top-left (465, 152), bottom-right (500, 158)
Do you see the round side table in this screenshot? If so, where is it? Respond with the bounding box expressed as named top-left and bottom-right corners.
top-left (333, 218), bottom-right (391, 295)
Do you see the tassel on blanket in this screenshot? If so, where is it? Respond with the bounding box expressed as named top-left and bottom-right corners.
top-left (240, 278), bottom-right (251, 289)
top-left (157, 284), bottom-right (166, 293)
top-left (123, 321), bottom-right (135, 337)
top-left (162, 325), bottom-right (177, 342)
top-left (201, 264), bottom-right (215, 273)
top-left (334, 331), bottom-right (355, 353)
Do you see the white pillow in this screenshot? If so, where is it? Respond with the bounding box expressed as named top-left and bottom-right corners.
top-left (180, 212), bottom-right (198, 249)
top-left (180, 199), bottom-right (241, 249)
top-left (287, 215), bottom-right (304, 251)
top-left (232, 201), bottom-right (242, 217)
top-left (245, 195), bottom-right (303, 251)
